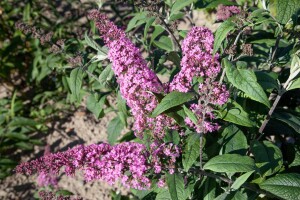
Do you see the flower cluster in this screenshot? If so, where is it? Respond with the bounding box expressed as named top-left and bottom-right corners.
top-left (170, 27), bottom-right (229, 133)
top-left (169, 27), bottom-right (220, 92)
top-left (216, 4), bottom-right (241, 21)
top-left (87, 10), bottom-right (176, 139)
top-left (16, 142), bottom-right (180, 190)
top-left (36, 145), bottom-right (58, 188)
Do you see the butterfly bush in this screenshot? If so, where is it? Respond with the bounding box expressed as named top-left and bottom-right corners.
top-left (216, 4), bottom-right (241, 21)
top-left (170, 27), bottom-right (229, 133)
top-left (16, 142), bottom-right (180, 190)
top-left (16, 10), bottom-right (229, 192)
top-left (87, 10), bottom-right (177, 139)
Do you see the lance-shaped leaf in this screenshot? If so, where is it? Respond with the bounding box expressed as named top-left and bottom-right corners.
top-left (224, 59), bottom-right (270, 107)
top-left (166, 173), bottom-right (186, 200)
top-left (213, 20), bottom-right (236, 54)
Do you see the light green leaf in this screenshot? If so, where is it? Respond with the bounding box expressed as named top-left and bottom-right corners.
top-left (107, 116), bottom-right (124, 145)
top-left (219, 101), bottom-right (256, 127)
top-left (231, 170), bottom-right (255, 190)
top-left (287, 77), bottom-right (300, 91)
top-left (69, 68), bottom-right (83, 102)
top-left (269, 0), bottom-right (300, 24)
top-left (87, 94), bottom-right (106, 118)
top-left (151, 25), bottom-right (165, 45)
top-left (8, 117), bottom-right (39, 127)
top-left (153, 36), bottom-right (173, 52)
top-left (259, 173), bottom-right (300, 200)
top-left (183, 133), bottom-right (200, 171)
top-left (151, 91), bottom-right (195, 117)
top-left (126, 12), bottom-right (148, 32)
top-left (219, 125), bottom-right (248, 155)
top-left (203, 154), bottom-right (256, 173)
top-left (224, 59), bottom-right (270, 107)
top-left (84, 32), bottom-right (107, 55)
top-left (166, 173), bottom-right (186, 200)
top-left (99, 65), bottom-right (114, 88)
top-left (251, 141), bottom-right (283, 177)
top-left (213, 20), bottom-right (236, 54)
top-left (171, 0), bottom-right (195, 14)
top-left (144, 17), bottom-right (156, 40)
top-left (183, 105), bottom-right (198, 125)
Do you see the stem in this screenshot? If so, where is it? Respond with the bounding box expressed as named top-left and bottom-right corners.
top-left (258, 93), bottom-right (282, 138)
top-left (219, 30), bottom-right (244, 85)
top-left (199, 133), bottom-right (203, 170)
top-left (158, 17), bottom-right (181, 51)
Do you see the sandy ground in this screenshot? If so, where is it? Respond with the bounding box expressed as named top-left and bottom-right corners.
top-left (0, 9), bottom-right (218, 200)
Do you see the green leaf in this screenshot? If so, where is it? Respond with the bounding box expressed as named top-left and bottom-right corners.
top-left (107, 116), bottom-right (124, 145)
top-left (15, 142), bottom-right (33, 150)
top-left (166, 173), bottom-right (186, 200)
top-left (144, 17), bottom-right (156, 40)
top-left (269, 0), bottom-right (300, 24)
top-left (255, 71), bottom-right (279, 92)
top-left (287, 77), bottom-right (300, 90)
top-left (251, 141), bottom-right (283, 177)
top-left (183, 105), bottom-right (198, 125)
top-left (69, 68), bottom-right (83, 102)
top-left (8, 117), bottom-right (39, 127)
top-left (171, 0), bottom-right (195, 14)
top-left (126, 12), bottom-right (148, 32)
top-left (203, 177), bottom-right (217, 200)
top-left (153, 36), bottom-right (173, 52)
top-left (84, 32), bottom-right (107, 55)
top-left (219, 125), bottom-right (248, 155)
top-left (87, 94), bottom-right (106, 118)
top-left (99, 65), bottom-right (114, 88)
top-left (156, 189), bottom-right (172, 200)
top-left (260, 173), bottom-right (300, 200)
top-left (231, 170), bottom-right (255, 190)
top-left (215, 191), bottom-right (248, 200)
top-left (203, 154), bottom-right (255, 173)
top-left (290, 54), bottom-right (300, 76)
top-left (273, 111), bottom-right (300, 134)
top-left (183, 133), bottom-right (200, 171)
top-left (56, 189), bottom-right (74, 196)
top-left (151, 91), bottom-right (195, 117)
top-left (219, 101), bottom-right (256, 127)
top-left (224, 59), bottom-right (270, 107)
top-left (213, 20), bottom-right (236, 54)
top-left (205, 0), bottom-right (237, 8)
top-left (164, 130), bottom-right (180, 145)
top-left (151, 25), bottom-right (165, 45)
top-left (0, 158), bottom-right (17, 166)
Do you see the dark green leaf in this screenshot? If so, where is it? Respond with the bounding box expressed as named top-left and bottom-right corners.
top-left (273, 111), bottom-right (300, 134)
top-left (69, 68), bottom-right (83, 102)
top-left (224, 59), bottom-right (270, 107)
top-left (56, 190), bottom-right (74, 196)
top-left (166, 173), bottom-right (186, 200)
top-left (164, 130), bottom-right (180, 145)
top-left (219, 125), bottom-right (248, 155)
top-left (251, 141), bottom-right (283, 177)
top-left (151, 91), bottom-right (195, 117)
top-left (219, 101), bottom-right (256, 127)
top-left (156, 189), bottom-right (172, 200)
top-left (151, 25), bottom-right (165, 45)
top-left (107, 116), bottom-right (124, 145)
top-left (203, 154), bottom-right (255, 173)
top-left (259, 173), bottom-right (300, 200)
top-left (183, 133), bottom-right (200, 171)
top-left (8, 117), bottom-right (39, 127)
